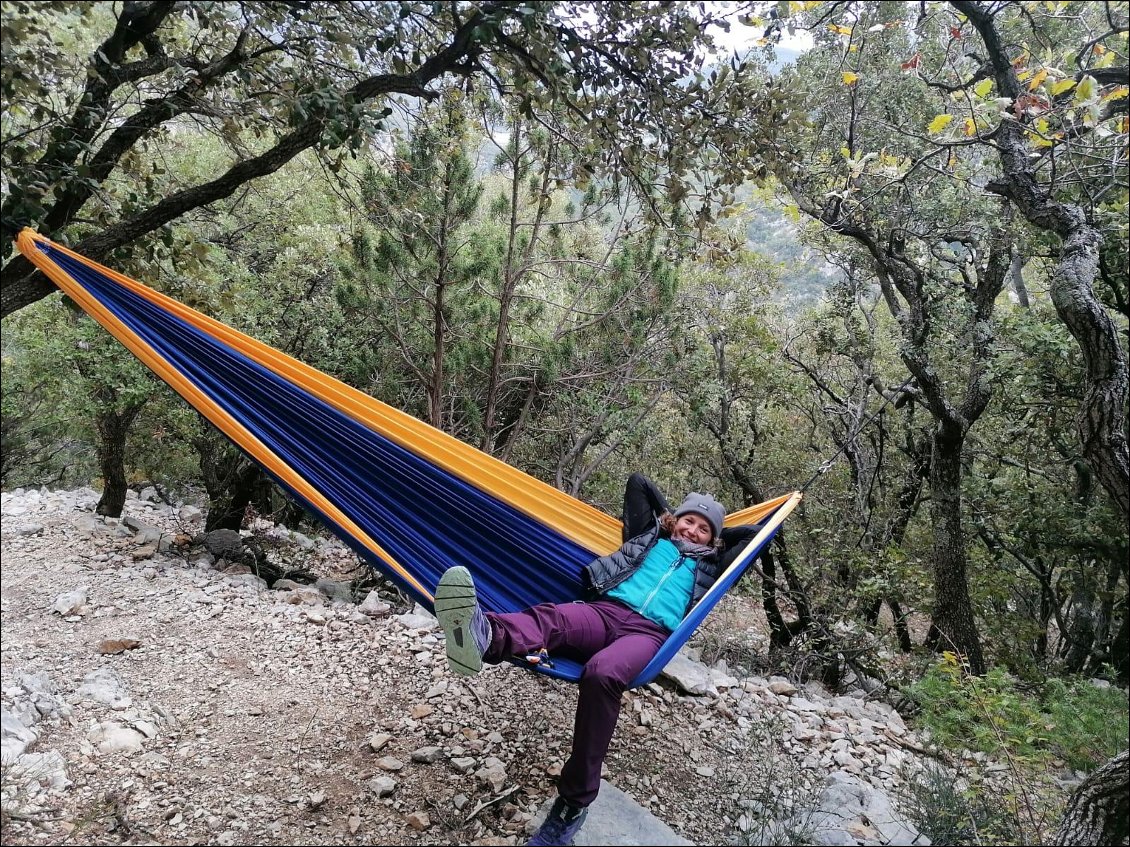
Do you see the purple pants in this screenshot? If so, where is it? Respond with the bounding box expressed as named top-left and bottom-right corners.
top-left (483, 599), bottom-right (668, 807)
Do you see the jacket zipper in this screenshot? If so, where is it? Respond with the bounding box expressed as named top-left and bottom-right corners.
top-left (639, 554), bottom-right (686, 618)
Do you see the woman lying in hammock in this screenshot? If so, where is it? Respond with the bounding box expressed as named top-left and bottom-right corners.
top-left (434, 472), bottom-right (728, 846)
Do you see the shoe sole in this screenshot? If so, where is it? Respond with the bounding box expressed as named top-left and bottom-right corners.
top-left (434, 566), bottom-right (482, 676)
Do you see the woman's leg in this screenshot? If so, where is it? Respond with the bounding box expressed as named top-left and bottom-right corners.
top-left (483, 601), bottom-right (611, 664)
top-left (555, 608), bottom-right (668, 807)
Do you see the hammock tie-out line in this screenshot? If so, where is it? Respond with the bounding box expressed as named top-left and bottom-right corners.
top-left (14, 229), bottom-right (800, 686)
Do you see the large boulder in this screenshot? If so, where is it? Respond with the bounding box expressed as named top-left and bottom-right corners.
top-left (529, 780), bottom-right (693, 845)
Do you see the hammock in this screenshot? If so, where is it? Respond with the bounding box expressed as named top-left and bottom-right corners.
top-left (14, 229), bottom-right (801, 687)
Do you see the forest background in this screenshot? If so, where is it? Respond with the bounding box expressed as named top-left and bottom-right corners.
top-left (1, 2), bottom-right (1128, 844)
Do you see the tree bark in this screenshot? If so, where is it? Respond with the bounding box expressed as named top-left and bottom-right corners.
top-left (203, 461), bottom-right (271, 532)
top-left (760, 547), bottom-right (795, 649)
top-left (429, 164), bottom-right (455, 431)
top-left (1008, 247), bottom-right (1031, 309)
top-left (1110, 613), bottom-right (1129, 687)
top-left (1054, 749), bottom-right (1130, 846)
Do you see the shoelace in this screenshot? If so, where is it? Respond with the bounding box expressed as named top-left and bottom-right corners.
top-left (523, 647), bottom-right (554, 669)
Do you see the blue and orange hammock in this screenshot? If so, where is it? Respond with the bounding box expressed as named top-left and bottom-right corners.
top-left (14, 229), bottom-right (801, 687)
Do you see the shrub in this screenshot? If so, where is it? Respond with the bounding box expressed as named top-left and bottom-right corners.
top-left (907, 654), bottom-right (1129, 772)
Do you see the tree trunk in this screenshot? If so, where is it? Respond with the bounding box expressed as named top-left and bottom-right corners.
top-left (863, 425), bottom-right (929, 652)
top-left (863, 598), bottom-right (914, 653)
top-left (1063, 587), bottom-right (1096, 674)
top-left (888, 600), bottom-right (913, 653)
top-left (760, 547), bottom-right (793, 649)
top-left (197, 435), bottom-right (274, 532)
top-left (1054, 749), bottom-right (1130, 846)
top-left (428, 161), bottom-right (455, 431)
top-left (924, 421), bottom-right (986, 675)
top-left (203, 462), bottom-right (271, 532)
top-left (1035, 572), bottom-right (1053, 661)
top-left (94, 402), bottom-right (145, 517)
top-left (1110, 613), bottom-right (1129, 687)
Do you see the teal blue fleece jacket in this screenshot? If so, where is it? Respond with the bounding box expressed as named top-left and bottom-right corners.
top-left (606, 538), bottom-right (696, 631)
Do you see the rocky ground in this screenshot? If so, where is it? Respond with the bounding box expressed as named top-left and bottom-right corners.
top-left (2, 486), bottom-right (935, 846)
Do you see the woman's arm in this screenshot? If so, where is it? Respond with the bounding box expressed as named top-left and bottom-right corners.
top-left (621, 472), bottom-right (671, 542)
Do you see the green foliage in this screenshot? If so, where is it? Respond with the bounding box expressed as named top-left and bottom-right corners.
top-left (908, 657), bottom-right (1129, 772)
top-left (1042, 676), bottom-right (1130, 771)
top-left (1, 0), bottom-right (786, 301)
top-left (966, 303), bottom-right (1127, 679)
top-left (0, 351), bottom-right (74, 488)
top-left (1, 292), bottom-right (167, 489)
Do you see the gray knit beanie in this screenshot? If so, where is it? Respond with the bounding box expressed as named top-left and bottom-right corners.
top-left (673, 493), bottom-right (725, 540)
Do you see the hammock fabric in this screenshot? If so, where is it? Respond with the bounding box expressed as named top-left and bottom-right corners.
top-left (14, 229), bottom-right (801, 687)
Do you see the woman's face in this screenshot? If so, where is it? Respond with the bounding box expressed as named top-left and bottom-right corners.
top-left (672, 513), bottom-right (713, 546)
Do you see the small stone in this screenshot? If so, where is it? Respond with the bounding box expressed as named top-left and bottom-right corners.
top-left (376, 756), bottom-right (405, 771)
top-left (368, 732), bottom-right (393, 752)
top-left (98, 637), bottom-right (141, 655)
top-left (52, 588), bottom-right (88, 616)
top-left (410, 703), bottom-right (434, 719)
top-left (133, 720), bottom-right (159, 739)
top-left (369, 776), bottom-right (397, 797)
top-left (410, 746), bottom-right (443, 764)
top-left (406, 811), bottom-right (430, 831)
top-left (359, 591), bottom-right (392, 617)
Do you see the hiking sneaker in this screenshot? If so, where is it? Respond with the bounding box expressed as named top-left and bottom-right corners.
top-left (527, 796), bottom-right (589, 846)
top-left (434, 566), bottom-right (492, 676)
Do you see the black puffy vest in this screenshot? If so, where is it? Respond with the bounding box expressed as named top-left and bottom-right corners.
top-left (580, 523), bottom-right (722, 622)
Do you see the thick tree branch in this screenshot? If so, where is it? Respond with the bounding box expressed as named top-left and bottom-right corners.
top-left (2, 7), bottom-right (496, 319)
top-left (32, 2), bottom-right (177, 191)
top-left (40, 29), bottom-right (263, 236)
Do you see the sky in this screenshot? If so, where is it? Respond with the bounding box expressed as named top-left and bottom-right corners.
top-left (705, 3), bottom-right (816, 68)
